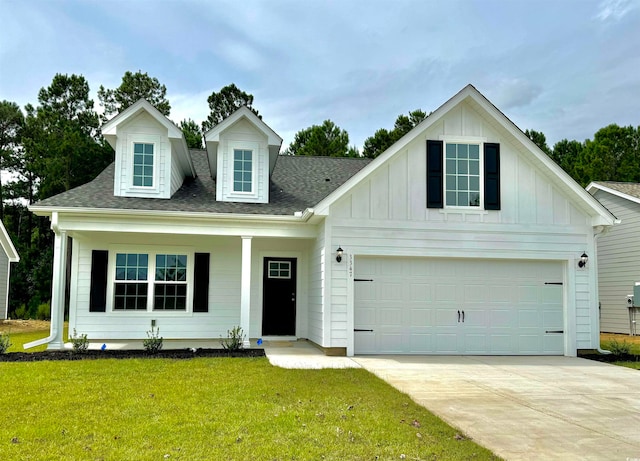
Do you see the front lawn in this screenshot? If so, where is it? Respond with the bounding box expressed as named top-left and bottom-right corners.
top-left (0, 328), bottom-right (498, 460)
top-left (600, 333), bottom-right (640, 370)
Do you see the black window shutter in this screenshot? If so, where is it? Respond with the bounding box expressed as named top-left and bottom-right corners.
top-left (484, 143), bottom-right (501, 210)
top-left (89, 250), bottom-right (108, 312)
top-left (426, 140), bottom-right (444, 208)
top-left (193, 253), bottom-right (210, 313)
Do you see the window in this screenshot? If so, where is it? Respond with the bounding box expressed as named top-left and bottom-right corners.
top-left (113, 252), bottom-right (188, 311)
top-left (114, 253), bottom-right (148, 310)
top-left (268, 261), bottom-right (291, 279)
top-left (154, 254), bottom-right (187, 310)
top-left (133, 143), bottom-right (154, 187)
top-left (233, 149), bottom-right (253, 192)
top-left (426, 140), bottom-right (500, 210)
top-left (445, 143), bottom-right (480, 207)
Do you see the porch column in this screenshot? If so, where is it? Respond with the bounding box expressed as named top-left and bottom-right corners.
top-left (48, 229), bottom-right (68, 350)
top-left (240, 236), bottom-right (252, 348)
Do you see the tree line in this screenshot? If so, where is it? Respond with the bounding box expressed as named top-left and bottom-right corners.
top-left (0, 70), bottom-right (638, 318)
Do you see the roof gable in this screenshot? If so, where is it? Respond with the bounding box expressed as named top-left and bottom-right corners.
top-left (204, 106), bottom-right (283, 180)
top-left (314, 84), bottom-right (616, 227)
top-left (101, 98), bottom-right (195, 179)
top-left (587, 181), bottom-right (640, 206)
top-left (0, 220), bottom-right (19, 262)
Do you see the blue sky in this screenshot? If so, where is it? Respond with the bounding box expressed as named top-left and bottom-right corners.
top-left (1, 0), bottom-right (638, 151)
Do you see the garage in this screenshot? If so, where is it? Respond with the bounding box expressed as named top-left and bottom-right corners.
top-left (354, 256), bottom-right (564, 355)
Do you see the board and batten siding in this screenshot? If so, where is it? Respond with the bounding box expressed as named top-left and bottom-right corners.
top-left (326, 100), bottom-right (597, 352)
top-left (593, 190), bottom-right (640, 333)
top-left (0, 250), bottom-right (8, 319)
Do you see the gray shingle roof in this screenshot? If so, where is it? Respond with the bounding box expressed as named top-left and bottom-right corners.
top-left (34, 149), bottom-right (372, 215)
top-left (593, 181), bottom-right (640, 200)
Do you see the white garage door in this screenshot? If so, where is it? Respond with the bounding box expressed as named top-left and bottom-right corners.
top-left (354, 257), bottom-right (564, 355)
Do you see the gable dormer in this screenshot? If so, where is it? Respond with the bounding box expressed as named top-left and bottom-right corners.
top-left (102, 99), bottom-right (195, 199)
top-left (204, 107), bottom-right (282, 204)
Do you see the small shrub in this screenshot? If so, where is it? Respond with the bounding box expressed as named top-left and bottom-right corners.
top-left (608, 339), bottom-right (631, 356)
top-left (70, 329), bottom-right (89, 353)
top-left (0, 332), bottom-right (11, 354)
top-left (221, 326), bottom-right (245, 351)
top-left (14, 304), bottom-right (28, 320)
top-left (36, 302), bottom-right (51, 320)
top-left (143, 327), bottom-right (163, 354)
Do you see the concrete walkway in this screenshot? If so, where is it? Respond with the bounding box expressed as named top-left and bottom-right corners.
top-left (264, 344), bottom-right (640, 460)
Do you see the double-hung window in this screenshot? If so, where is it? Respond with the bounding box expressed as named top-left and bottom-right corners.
top-left (113, 252), bottom-right (188, 311)
top-left (114, 254), bottom-right (149, 310)
top-left (133, 143), bottom-right (154, 187)
top-left (445, 143), bottom-right (481, 207)
top-left (426, 139), bottom-right (500, 211)
top-left (233, 149), bottom-right (253, 193)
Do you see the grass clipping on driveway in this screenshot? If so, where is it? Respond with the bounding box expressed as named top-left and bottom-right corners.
top-left (0, 357), bottom-right (497, 460)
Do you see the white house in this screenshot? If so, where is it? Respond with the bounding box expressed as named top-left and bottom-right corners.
top-left (28, 85), bottom-right (616, 356)
top-left (587, 181), bottom-right (640, 334)
top-left (0, 220), bottom-right (19, 319)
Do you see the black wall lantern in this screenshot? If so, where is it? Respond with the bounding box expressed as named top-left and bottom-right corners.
top-left (578, 252), bottom-right (588, 268)
top-left (336, 246), bottom-right (344, 263)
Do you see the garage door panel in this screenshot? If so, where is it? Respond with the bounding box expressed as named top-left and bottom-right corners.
top-left (354, 257), bottom-right (564, 355)
top-left (435, 285), bottom-right (457, 302)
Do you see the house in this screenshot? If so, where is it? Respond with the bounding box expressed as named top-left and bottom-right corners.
top-left (27, 85), bottom-right (616, 356)
top-left (587, 181), bottom-right (640, 334)
top-left (0, 220), bottom-right (19, 319)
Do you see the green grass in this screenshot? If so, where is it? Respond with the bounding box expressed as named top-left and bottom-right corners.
top-left (600, 334), bottom-right (640, 370)
top-left (1, 325), bottom-right (69, 353)
top-left (0, 358), bottom-right (498, 460)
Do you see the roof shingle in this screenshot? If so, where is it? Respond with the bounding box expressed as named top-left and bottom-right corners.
top-left (34, 149), bottom-right (372, 215)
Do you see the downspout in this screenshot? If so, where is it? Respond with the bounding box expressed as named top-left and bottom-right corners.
top-left (593, 225), bottom-right (611, 355)
top-left (24, 213), bottom-right (66, 349)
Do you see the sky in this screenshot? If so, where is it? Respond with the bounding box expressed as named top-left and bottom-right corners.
top-left (1, 0), bottom-right (639, 152)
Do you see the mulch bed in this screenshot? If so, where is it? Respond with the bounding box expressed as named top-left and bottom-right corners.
top-left (578, 352), bottom-right (639, 363)
top-left (0, 348), bottom-right (265, 362)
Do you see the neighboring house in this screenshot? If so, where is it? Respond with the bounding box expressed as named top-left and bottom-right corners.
top-left (587, 181), bottom-right (640, 334)
top-left (0, 220), bottom-right (20, 319)
top-left (28, 85), bottom-right (616, 356)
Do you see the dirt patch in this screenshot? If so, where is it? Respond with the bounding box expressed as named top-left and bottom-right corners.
top-left (0, 348), bottom-right (265, 362)
top-left (601, 333), bottom-right (640, 345)
top-left (0, 319), bottom-right (50, 334)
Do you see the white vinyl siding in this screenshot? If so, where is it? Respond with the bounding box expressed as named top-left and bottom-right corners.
top-left (593, 190), bottom-right (640, 334)
top-left (216, 118), bottom-right (269, 203)
top-left (68, 235), bottom-right (312, 342)
top-left (113, 111), bottom-right (174, 199)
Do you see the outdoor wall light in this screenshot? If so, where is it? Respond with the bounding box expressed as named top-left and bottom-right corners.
top-left (336, 246), bottom-right (344, 263)
top-left (578, 252), bottom-right (588, 268)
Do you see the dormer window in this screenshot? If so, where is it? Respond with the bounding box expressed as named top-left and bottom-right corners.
top-left (133, 143), bottom-right (154, 187)
top-left (233, 149), bottom-right (253, 193)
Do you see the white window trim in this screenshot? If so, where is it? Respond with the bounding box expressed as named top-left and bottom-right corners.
top-left (441, 137), bottom-right (485, 210)
top-left (267, 260), bottom-right (292, 279)
top-left (227, 141), bottom-right (259, 199)
top-left (127, 134), bottom-right (160, 194)
top-left (106, 245), bottom-right (195, 315)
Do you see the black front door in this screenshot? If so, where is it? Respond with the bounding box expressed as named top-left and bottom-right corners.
top-left (262, 257), bottom-right (297, 335)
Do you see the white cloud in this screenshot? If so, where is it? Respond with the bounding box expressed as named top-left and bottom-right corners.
top-left (595, 0), bottom-right (637, 21)
top-left (489, 78), bottom-right (543, 110)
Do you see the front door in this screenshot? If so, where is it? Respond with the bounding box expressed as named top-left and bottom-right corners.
top-left (262, 257), bottom-right (297, 336)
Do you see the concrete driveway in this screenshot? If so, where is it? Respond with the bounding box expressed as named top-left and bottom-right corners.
top-left (354, 355), bottom-right (640, 461)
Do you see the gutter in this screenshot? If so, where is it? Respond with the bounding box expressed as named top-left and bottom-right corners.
top-left (28, 205), bottom-right (317, 223)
